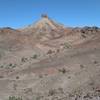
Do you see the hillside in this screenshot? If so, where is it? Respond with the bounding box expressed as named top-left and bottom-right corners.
top-left (0, 15), bottom-right (100, 100)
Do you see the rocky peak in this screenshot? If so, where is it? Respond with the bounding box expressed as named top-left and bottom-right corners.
top-left (41, 14), bottom-right (49, 18)
top-left (21, 15), bottom-right (65, 32)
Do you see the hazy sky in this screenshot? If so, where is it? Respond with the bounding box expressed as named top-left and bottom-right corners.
top-left (0, 0), bottom-right (100, 28)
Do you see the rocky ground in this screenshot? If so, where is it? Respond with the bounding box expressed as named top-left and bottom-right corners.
top-left (0, 15), bottom-right (100, 100)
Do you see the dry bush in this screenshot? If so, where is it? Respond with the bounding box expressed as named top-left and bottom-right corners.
top-left (9, 96), bottom-right (22, 100)
top-left (58, 68), bottom-right (66, 74)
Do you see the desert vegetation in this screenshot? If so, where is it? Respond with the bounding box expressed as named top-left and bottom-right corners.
top-left (8, 96), bottom-right (22, 100)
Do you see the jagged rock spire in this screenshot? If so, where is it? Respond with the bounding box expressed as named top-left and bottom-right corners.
top-left (41, 14), bottom-right (48, 18)
top-left (21, 14), bottom-right (65, 39)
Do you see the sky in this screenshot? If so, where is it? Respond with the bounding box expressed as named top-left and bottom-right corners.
top-left (0, 0), bottom-right (100, 28)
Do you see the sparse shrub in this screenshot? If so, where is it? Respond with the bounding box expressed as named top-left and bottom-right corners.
top-left (39, 74), bottom-right (43, 78)
top-left (58, 87), bottom-right (64, 93)
top-left (63, 42), bottom-right (71, 49)
top-left (31, 54), bottom-right (38, 59)
top-left (24, 88), bottom-right (33, 94)
top-left (0, 75), bottom-right (4, 78)
top-left (9, 96), bottom-right (22, 100)
top-left (35, 96), bottom-right (43, 100)
top-left (9, 63), bottom-right (13, 66)
top-left (94, 60), bottom-right (98, 64)
top-left (83, 93), bottom-right (92, 99)
top-left (0, 65), bottom-right (4, 68)
top-left (16, 76), bottom-right (19, 79)
top-left (12, 64), bottom-right (16, 68)
top-left (47, 49), bottom-right (53, 54)
top-left (68, 76), bottom-right (71, 79)
top-left (58, 68), bottom-right (66, 74)
top-left (56, 49), bottom-right (60, 53)
top-left (68, 93), bottom-right (74, 97)
top-left (89, 81), bottom-right (94, 86)
top-left (81, 29), bottom-right (85, 33)
top-left (9, 63), bottom-right (16, 68)
top-left (21, 57), bottom-right (27, 62)
top-left (48, 89), bottom-right (56, 96)
top-left (80, 64), bottom-right (84, 69)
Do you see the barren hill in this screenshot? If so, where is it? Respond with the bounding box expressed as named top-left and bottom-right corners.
top-left (0, 15), bottom-right (100, 100)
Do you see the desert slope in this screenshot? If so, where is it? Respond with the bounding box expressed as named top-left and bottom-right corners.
top-left (0, 15), bottom-right (100, 100)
